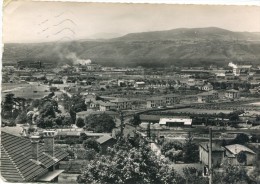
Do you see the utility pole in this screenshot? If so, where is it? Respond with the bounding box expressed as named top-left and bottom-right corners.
top-left (147, 122), bottom-right (151, 139)
top-left (119, 110), bottom-right (124, 139)
top-left (209, 128), bottom-right (213, 184)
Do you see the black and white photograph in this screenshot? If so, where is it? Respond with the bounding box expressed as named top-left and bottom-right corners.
top-left (1, 1), bottom-right (260, 183)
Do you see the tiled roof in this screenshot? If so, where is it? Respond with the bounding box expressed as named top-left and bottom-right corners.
top-left (0, 131), bottom-right (68, 182)
top-left (98, 101), bottom-right (117, 107)
top-left (225, 144), bottom-right (256, 155)
top-left (96, 135), bottom-right (114, 144)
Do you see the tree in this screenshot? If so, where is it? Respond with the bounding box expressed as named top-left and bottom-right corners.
top-left (213, 163), bottom-right (251, 184)
top-left (79, 133), bottom-right (88, 142)
top-left (183, 167), bottom-right (208, 184)
top-left (77, 137), bottom-right (184, 184)
top-left (2, 93), bottom-right (15, 118)
top-left (76, 117), bottom-right (85, 128)
top-left (165, 149), bottom-right (183, 163)
top-left (83, 139), bottom-right (101, 153)
top-left (85, 114), bottom-right (116, 133)
top-left (182, 132), bottom-right (199, 163)
top-left (15, 111), bottom-right (27, 124)
top-left (237, 151), bottom-right (247, 164)
top-left (62, 116), bottom-right (72, 126)
top-left (221, 139), bottom-right (227, 147)
top-left (70, 94), bottom-right (87, 112)
top-left (130, 114), bottom-right (141, 126)
top-left (232, 133), bottom-right (250, 145)
top-left (161, 141), bottom-right (183, 162)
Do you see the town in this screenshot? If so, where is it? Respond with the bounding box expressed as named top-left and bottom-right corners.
top-left (2, 2), bottom-right (260, 184)
top-left (1, 58), bottom-right (260, 183)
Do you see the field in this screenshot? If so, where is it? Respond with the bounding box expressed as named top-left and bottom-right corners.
top-left (2, 83), bottom-right (50, 99)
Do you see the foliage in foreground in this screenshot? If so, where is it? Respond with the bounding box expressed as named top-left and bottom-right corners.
top-left (77, 137), bottom-right (185, 184)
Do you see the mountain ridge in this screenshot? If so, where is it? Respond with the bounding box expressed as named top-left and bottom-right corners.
top-left (3, 27), bottom-right (260, 67)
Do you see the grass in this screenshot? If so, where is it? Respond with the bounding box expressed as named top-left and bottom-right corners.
top-left (2, 83), bottom-right (50, 99)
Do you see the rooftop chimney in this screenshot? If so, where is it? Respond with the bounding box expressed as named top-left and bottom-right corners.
top-left (42, 130), bottom-right (56, 157)
top-left (30, 135), bottom-right (41, 160)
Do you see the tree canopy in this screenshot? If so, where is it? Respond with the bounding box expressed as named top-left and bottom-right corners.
top-left (83, 139), bottom-right (101, 153)
top-left (77, 137), bottom-right (184, 184)
top-left (84, 113), bottom-right (116, 133)
top-left (130, 114), bottom-right (141, 126)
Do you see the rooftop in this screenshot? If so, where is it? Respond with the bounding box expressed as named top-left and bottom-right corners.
top-left (226, 89), bottom-right (239, 93)
top-left (96, 135), bottom-right (114, 144)
top-left (0, 131), bottom-right (68, 182)
top-left (98, 101), bottom-right (117, 107)
top-left (225, 144), bottom-right (256, 155)
top-left (159, 117), bottom-right (192, 125)
top-left (110, 98), bottom-right (132, 103)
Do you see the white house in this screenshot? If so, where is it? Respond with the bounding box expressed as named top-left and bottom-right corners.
top-left (202, 84), bottom-right (213, 91)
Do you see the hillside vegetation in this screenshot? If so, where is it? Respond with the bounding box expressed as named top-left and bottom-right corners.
top-left (3, 27), bottom-right (260, 67)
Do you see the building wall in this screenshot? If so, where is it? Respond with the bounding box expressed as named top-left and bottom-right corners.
top-left (115, 101), bottom-right (132, 110)
top-left (225, 92), bottom-right (240, 99)
top-left (100, 139), bottom-right (117, 154)
top-left (227, 153), bottom-right (256, 166)
top-left (146, 99), bottom-right (165, 108)
top-left (246, 153), bottom-right (256, 165)
top-left (199, 146), bottom-right (224, 167)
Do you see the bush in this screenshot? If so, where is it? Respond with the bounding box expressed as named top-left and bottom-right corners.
top-left (83, 139), bottom-right (101, 153)
top-left (76, 117), bottom-right (85, 128)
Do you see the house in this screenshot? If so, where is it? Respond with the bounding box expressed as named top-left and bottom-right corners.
top-left (99, 101), bottom-right (117, 111)
top-left (202, 84), bottom-right (213, 91)
top-left (118, 80), bottom-right (126, 87)
top-left (134, 82), bottom-right (146, 89)
top-left (146, 97), bottom-right (166, 108)
top-left (159, 117), bottom-right (192, 127)
top-left (225, 89), bottom-right (240, 99)
top-left (197, 90), bottom-right (218, 103)
top-left (131, 98), bottom-right (146, 110)
top-left (45, 73), bottom-right (57, 80)
top-left (187, 79), bottom-right (196, 86)
top-left (224, 144), bottom-right (256, 166)
top-left (163, 94), bottom-right (180, 106)
top-left (1, 131), bottom-right (68, 182)
top-left (110, 98), bottom-right (132, 110)
top-left (199, 142), bottom-right (225, 167)
top-left (96, 135), bottom-right (117, 154)
top-left (86, 100), bottom-right (100, 110)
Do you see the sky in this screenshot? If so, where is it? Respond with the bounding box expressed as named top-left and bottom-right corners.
top-left (3, 1), bottom-right (260, 43)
